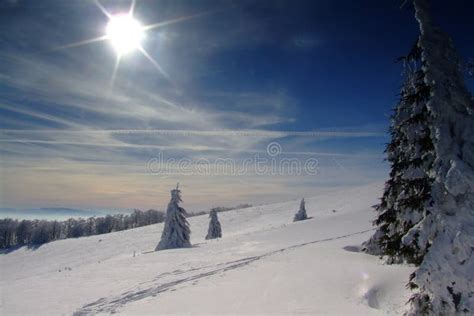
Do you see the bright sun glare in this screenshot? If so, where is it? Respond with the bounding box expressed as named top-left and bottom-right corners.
top-left (50, 1), bottom-right (207, 83)
top-left (106, 14), bottom-right (144, 55)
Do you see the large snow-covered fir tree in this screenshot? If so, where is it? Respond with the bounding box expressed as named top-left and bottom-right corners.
top-left (205, 209), bottom-right (222, 240)
top-left (293, 198), bottom-right (308, 222)
top-left (155, 184), bottom-right (191, 251)
top-left (403, 0), bottom-right (474, 314)
top-left (366, 0), bottom-right (474, 314)
top-left (363, 40), bottom-right (435, 265)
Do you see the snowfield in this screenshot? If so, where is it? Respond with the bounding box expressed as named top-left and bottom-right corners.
top-left (0, 183), bottom-right (415, 315)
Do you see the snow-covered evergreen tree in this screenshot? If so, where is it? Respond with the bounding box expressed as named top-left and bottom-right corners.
top-left (293, 198), bottom-right (308, 222)
top-left (155, 184), bottom-right (191, 251)
top-left (205, 209), bottom-right (222, 240)
top-left (363, 41), bottom-right (435, 265)
top-left (367, 1), bottom-right (474, 314)
top-left (403, 1), bottom-right (474, 314)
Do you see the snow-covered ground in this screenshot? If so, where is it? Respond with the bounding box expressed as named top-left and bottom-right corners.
top-left (0, 183), bottom-right (415, 315)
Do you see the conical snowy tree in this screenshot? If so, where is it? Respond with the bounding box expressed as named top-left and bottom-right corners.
top-left (363, 41), bottom-right (435, 265)
top-left (366, 1), bottom-right (474, 314)
top-left (403, 1), bottom-right (474, 314)
top-left (155, 184), bottom-right (191, 251)
top-left (293, 198), bottom-right (308, 222)
top-left (205, 209), bottom-right (222, 240)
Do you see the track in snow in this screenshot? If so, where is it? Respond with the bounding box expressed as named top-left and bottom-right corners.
top-left (75, 228), bottom-right (374, 314)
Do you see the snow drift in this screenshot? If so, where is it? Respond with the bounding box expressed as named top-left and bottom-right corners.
top-left (0, 183), bottom-right (414, 315)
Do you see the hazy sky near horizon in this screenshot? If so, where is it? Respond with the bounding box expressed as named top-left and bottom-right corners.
top-left (0, 0), bottom-right (473, 214)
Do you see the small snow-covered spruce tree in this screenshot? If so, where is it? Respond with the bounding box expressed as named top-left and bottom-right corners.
top-left (205, 209), bottom-right (222, 240)
top-left (402, 1), bottom-right (474, 314)
top-left (293, 198), bottom-right (308, 222)
top-left (155, 184), bottom-right (191, 251)
top-left (363, 40), bottom-right (435, 265)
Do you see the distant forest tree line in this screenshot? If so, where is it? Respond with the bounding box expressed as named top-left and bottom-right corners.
top-left (0, 204), bottom-right (252, 249)
top-left (0, 209), bottom-right (165, 249)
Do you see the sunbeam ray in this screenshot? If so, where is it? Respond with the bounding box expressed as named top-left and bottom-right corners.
top-left (138, 46), bottom-right (170, 78)
top-left (46, 35), bottom-right (108, 53)
top-left (129, 0), bottom-right (137, 16)
top-left (142, 11), bottom-right (214, 31)
top-left (92, 0), bottom-right (112, 19)
top-left (109, 54), bottom-right (122, 88)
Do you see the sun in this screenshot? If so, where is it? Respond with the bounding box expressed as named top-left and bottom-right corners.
top-left (106, 14), bottom-right (144, 55)
top-left (48, 0), bottom-right (212, 84)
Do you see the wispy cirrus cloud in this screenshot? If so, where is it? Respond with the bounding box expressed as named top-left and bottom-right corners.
top-left (0, 0), bottom-right (389, 213)
top-left (0, 128), bottom-right (385, 138)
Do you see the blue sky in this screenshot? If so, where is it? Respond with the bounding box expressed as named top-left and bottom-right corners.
top-left (0, 0), bottom-right (473, 214)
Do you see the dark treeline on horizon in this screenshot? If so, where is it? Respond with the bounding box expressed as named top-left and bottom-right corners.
top-left (0, 203), bottom-right (253, 249)
top-left (0, 209), bottom-right (165, 249)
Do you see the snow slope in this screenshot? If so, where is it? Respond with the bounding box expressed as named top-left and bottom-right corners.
top-left (0, 183), bottom-right (414, 315)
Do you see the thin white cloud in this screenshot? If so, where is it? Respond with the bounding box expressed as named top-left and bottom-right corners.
top-left (0, 0), bottom-right (388, 211)
top-left (0, 128), bottom-right (385, 138)
top-left (0, 102), bottom-right (88, 129)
